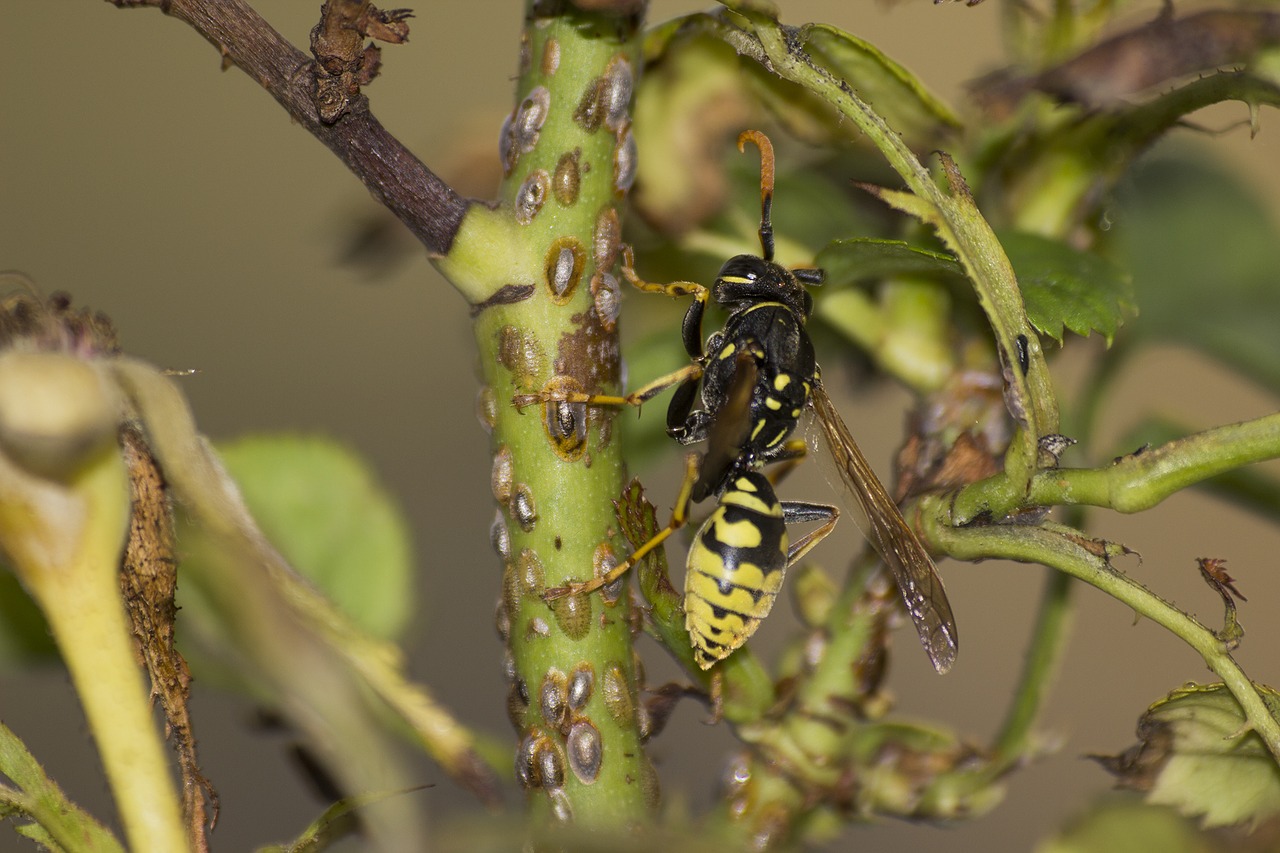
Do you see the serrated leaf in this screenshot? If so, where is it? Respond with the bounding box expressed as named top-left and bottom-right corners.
top-left (816, 237), bottom-right (962, 285)
top-left (1000, 230), bottom-right (1136, 345)
top-left (0, 720), bottom-right (124, 852)
top-left (799, 24), bottom-right (961, 142)
top-left (1111, 150), bottom-right (1280, 393)
top-left (1095, 683), bottom-right (1280, 828)
top-left (213, 435), bottom-right (414, 640)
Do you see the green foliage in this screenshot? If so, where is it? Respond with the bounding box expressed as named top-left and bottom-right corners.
top-left (0, 570), bottom-right (53, 668)
top-left (816, 237), bottom-right (962, 284)
top-left (1036, 798), bottom-right (1214, 853)
top-left (1112, 151), bottom-right (1280, 394)
top-left (1095, 684), bottom-right (1280, 829)
top-left (0, 719), bottom-right (123, 853)
top-left (1001, 230), bottom-right (1136, 346)
top-left (209, 434), bottom-right (414, 640)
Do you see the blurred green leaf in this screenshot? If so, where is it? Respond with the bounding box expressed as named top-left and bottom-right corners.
top-left (213, 435), bottom-right (414, 640)
top-left (633, 31), bottom-right (755, 236)
top-left (1036, 797), bottom-right (1214, 853)
top-left (1001, 230), bottom-right (1136, 345)
top-left (1110, 151), bottom-right (1280, 393)
top-left (0, 569), bottom-right (55, 668)
top-left (798, 23), bottom-right (961, 143)
top-left (0, 720), bottom-right (124, 852)
top-left (816, 238), bottom-right (962, 285)
top-left (1093, 683), bottom-right (1280, 828)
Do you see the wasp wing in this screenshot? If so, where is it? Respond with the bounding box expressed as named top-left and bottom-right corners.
top-left (692, 352), bottom-right (759, 502)
top-left (809, 382), bottom-right (958, 674)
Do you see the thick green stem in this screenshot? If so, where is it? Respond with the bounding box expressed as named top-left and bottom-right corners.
top-left (439, 3), bottom-right (654, 828)
top-left (12, 451), bottom-right (188, 852)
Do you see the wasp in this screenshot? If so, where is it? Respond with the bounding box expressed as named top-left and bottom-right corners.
top-left (537, 130), bottom-right (958, 674)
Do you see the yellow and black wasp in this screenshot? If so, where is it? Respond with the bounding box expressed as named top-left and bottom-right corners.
top-left (540, 130), bottom-right (958, 674)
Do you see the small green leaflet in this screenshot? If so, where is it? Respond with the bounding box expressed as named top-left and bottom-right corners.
top-left (816, 237), bottom-right (962, 285)
top-left (210, 435), bottom-right (415, 641)
top-left (1000, 230), bottom-right (1136, 346)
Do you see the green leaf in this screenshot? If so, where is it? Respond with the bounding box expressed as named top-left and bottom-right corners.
top-left (1093, 683), bottom-right (1280, 828)
top-left (1110, 150), bottom-right (1280, 393)
top-left (1000, 230), bottom-right (1136, 345)
top-left (1036, 797), bottom-right (1215, 853)
top-left (0, 720), bottom-right (125, 852)
top-left (816, 238), bottom-right (962, 285)
top-left (798, 23), bottom-right (961, 143)
top-left (213, 435), bottom-right (415, 640)
top-left (0, 568), bottom-right (56, 668)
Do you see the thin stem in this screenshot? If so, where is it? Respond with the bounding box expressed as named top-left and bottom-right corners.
top-left (106, 0), bottom-right (468, 255)
top-left (991, 570), bottom-right (1072, 763)
top-left (924, 514), bottom-right (1280, 761)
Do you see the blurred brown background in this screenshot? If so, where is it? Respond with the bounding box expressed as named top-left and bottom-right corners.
top-left (3, 1), bottom-right (1279, 850)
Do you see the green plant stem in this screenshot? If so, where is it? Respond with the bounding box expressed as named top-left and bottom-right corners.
top-left (923, 513), bottom-right (1280, 762)
top-left (1030, 412), bottom-right (1280, 512)
top-left (16, 452), bottom-right (189, 853)
top-left (951, 412), bottom-right (1280, 524)
top-left (439, 2), bottom-right (654, 827)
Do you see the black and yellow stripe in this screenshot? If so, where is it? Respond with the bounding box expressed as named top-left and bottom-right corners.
top-left (684, 471), bottom-right (789, 669)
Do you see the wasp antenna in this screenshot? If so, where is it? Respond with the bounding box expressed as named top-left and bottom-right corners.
top-left (737, 130), bottom-right (776, 261)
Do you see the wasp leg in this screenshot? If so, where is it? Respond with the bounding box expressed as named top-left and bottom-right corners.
top-left (513, 363), bottom-right (704, 411)
top-left (544, 454), bottom-right (701, 601)
top-left (779, 501), bottom-right (839, 565)
top-left (619, 245), bottom-right (706, 301)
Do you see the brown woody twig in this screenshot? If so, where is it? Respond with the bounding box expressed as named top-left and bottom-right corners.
top-left (107, 0), bottom-right (469, 255)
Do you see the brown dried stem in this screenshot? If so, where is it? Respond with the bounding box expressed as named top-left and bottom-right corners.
top-left (107, 0), bottom-right (468, 255)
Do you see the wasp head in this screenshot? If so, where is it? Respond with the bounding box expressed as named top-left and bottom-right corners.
top-left (712, 254), bottom-right (822, 320)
